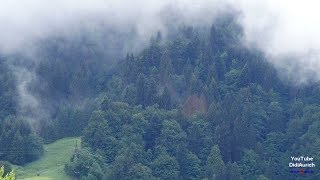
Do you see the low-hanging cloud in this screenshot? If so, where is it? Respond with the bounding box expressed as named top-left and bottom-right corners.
top-left (2, 0), bottom-right (320, 84)
top-left (0, 0), bottom-right (229, 55)
top-left (2, 0), bottom-right (320, 117)
top-left (1, 0), bottom-right (232, 127)
top-left (236, 0), bottom-right (320, 84)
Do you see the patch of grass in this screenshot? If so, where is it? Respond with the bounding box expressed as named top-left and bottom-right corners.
top-left (14, 137), bottom-right (80, 180)
top-left (20, 177), bottom-right (52, 180)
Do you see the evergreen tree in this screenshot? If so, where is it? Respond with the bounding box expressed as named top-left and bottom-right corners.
top-left (226, 162), bottom-right (242, 180)
top-left (151, 152), bottom-right (180, 180)
top-left (82, 111), bottom-right (117, 162)
top-left (159, 87), bottom-right (172, 110)
top-left (158, 120), bottom-right (187, 156)
top-left (180, 151), bottom-right (202, 180)
top-left (239, 150), bottom-right (262, 179)
top-left (144, 113), bottom-right (162, 150)
top-left (145, 77), bottom-right (157, 106)
top-left (206, 145), bottom-right (226, 180)
top-left (136, 74), bottom-right (146, 106)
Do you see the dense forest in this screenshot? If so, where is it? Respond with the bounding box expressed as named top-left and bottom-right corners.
top-left (0, 14), bottom-right (320, 179)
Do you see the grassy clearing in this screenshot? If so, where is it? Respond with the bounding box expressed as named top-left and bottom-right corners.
top-left (14, 137), bottom-right (80, 180)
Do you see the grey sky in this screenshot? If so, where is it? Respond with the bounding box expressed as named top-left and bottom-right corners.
top-left (1, 0), bottom-right (320, 83)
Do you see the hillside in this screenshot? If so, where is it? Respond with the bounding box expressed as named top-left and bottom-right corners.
top-left (0, 13), bottom-right (320, 179)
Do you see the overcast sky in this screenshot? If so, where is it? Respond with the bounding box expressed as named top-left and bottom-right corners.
top-left (1, 0), bottom-right (320, 83)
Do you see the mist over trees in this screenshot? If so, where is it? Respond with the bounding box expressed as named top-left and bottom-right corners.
top-left (0, 11), bottom-right (320, 180)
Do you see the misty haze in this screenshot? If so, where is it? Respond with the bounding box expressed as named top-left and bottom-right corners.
top-left (0, 0), bottom-right (320, 179)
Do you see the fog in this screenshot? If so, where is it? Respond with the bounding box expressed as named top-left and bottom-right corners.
top-left (236, 0), bottom-right (320, 84)
top-left (0, 0), bottom-right (230, 126)
top-left (1, 0), bottom-right (320, 84)
top-left (0, 0), bottom-right (228, 55)
top-left (2, 0), bottom-right (320, 123)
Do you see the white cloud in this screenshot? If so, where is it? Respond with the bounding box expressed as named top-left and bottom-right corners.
top-left (2, 0), bottom-right (320, 84)
top-left (0, 0), bottom-right (227, 54)
top-left (237, 0), bottom-right (320, 84)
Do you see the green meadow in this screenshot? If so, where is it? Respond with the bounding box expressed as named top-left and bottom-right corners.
top-left (14, 137), bottom-right (80, 180)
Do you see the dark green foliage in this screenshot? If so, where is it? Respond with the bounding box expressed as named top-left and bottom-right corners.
top-left (151, 152), bottom-right (180, 180)
top-left (144, 111), bottom-right (162, 150)
top-left (126, 163), bottom-right (154, 180)
top-left (69, 15), bottom-right (318, 179)
top-left (206, 145), bottom-right (226, 180)
top-left (186, 116), bottom-right (212, 161)
top-left (0, 62), bottom-right (17, 120)
top-left (0, 116), bottom-right (43, 165)
top-left (55, 107), bottom-right (89, 138)
top-left (1, 13), bottom-right (320, 180)
top-left (226, 162), bottom-right (242, 180)
top-left (136, 74), bottom-right (147, 106)
top-left (106, 144), bottom-right (154, 180)
top-left (159, 87), bottom-right (172, 110)
top-left (60, 17), bottom-right (320, 179)
top-left (65, 148), bottom-right (105, 180)
top-left (239, 150), bottom-right (263, 179)
top-left (179, 151), bottom-right (202, 180)
top-left (82, 111), bottom-right (117, 163)
top-left (157, 119), bottom-right (187, 156)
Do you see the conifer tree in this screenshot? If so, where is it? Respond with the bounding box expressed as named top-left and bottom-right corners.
top-left (206, 145), bottom-right (226, 180)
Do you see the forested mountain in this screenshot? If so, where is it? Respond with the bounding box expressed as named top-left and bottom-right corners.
top-left (0, 14), bottom-right (320, 179)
